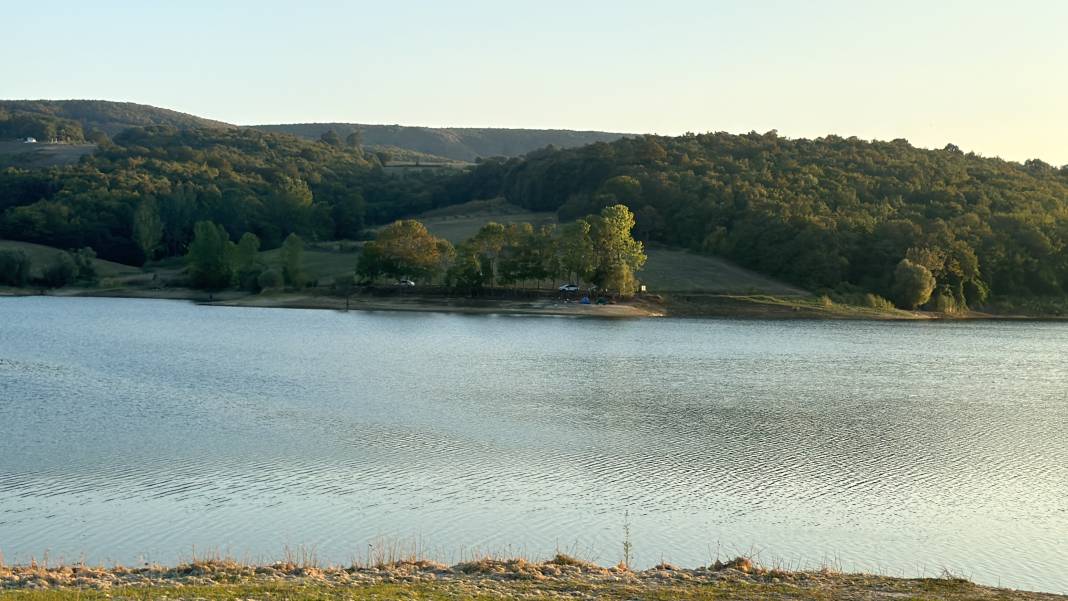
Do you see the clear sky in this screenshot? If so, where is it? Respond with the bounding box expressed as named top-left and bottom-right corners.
top-left (3, 0), bottom-right (1066, 164)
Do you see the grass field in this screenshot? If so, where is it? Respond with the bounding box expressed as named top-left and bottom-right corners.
top-left (0, 142), bottom-right (96, 168)
top-left (414, 200), bottom-right (808, 295)
top-left (0, 239), bottom-right (142, 280)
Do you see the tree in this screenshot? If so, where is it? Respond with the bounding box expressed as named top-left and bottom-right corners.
top-left (345, 130), bottom-right (363, 151)
top-left (71, 247), bottom-right (98, 285)
top-left (604, 262), bottom-right (638, 296)
top-left (892, 258), bottom-right (936, 309)
top-left (334, 272), bottom-right (356, 310)
top-left (280, 233), bottom-right (305, 287)
top-left (42, 252), bottom-right (77, 288)
top-left (234, 232), bottom-right (262, 291)
top-left (589, 204), bottom-right (646, 289)
top-left (358, 220), bottom-right (453, 282)
top-left (186, 220), bottom-right (234, 291)
top-left (468, 222), bottom-right (507, 285)
top-left (132, 196), bottom-right (163, 264)
top-left (446, 245), bottom-right (488, 292)
top-left (558, 219), bottom-right (597, 283)
top-left (0, 249), bottom-right (32, 287)
top-left (320, 130), bottom-right (341, 146)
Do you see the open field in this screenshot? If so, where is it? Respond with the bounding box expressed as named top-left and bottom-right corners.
top-left (417, 198), bottom-right (559, 244)
top-left (0, 556), bottom-right (1061, 600)
top-left (0, 239), bottom-right (142, 281)
top-left (0, 142), bottom-right (96, 167)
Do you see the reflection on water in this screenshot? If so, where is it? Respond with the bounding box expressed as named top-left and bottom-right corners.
top-left (0, 297), bottom-right (1065, 592)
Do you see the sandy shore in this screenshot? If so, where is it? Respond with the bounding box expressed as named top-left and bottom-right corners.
top-left (1, 287), bottom-right (662, 318)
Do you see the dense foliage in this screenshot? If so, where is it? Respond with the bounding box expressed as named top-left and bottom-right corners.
top-left (459, 132), bottom-right (1068, 307)
top-left (0, 126), bottom-right (461, 264)
top-left (360, 205), bottom-right (647, 295)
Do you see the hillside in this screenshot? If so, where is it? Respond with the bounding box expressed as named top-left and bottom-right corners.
top-left (453, 133), bottom-right (1068, 308)
top-left (0, 99), bottom-right (233, 139)
top-left (251, 122), bottom-right (630, 161)
top-left (0, 126), bottom-right (460, 264)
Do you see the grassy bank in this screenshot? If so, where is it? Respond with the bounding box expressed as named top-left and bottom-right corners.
top-left (1, 556), bottom-right (1061, 600)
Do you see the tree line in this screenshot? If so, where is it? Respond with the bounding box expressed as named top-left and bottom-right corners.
top-left (178, 204), bottom-right (647, 297)
top-left (358, 204), bottom-right (646, 294)
top-left (0, 246), bottom-right (98, 289)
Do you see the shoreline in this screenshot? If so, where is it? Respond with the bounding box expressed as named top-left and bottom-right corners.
top-left (0, 555), bottom-right (1062, 599)
top-left (3, 286), bottom-right (1067, 321)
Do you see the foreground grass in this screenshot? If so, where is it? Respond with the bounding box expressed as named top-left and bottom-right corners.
top-left (1, 557), bottom-right (1062, 601)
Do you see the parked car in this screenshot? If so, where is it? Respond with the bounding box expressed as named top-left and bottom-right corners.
top-left (558, 283), bottom-right (579, 292)
top-left (397, 279), bottom-right (415, 287)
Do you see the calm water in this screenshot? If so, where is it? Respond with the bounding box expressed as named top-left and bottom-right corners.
top-left (0, 297), bottom-right (1065, 592)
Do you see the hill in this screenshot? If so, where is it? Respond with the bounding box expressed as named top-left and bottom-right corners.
top-left (250, 122), bottom-right (630, 162)
top-left (453, 132), bottom-right (1068, 309)
top-left (0, 125), bottom-right (461, 264)
top-left (0, 99), bottom-right (234, 139)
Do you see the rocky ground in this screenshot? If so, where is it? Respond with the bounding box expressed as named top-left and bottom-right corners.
top-left (1, 555), bottom-right (1062, 600)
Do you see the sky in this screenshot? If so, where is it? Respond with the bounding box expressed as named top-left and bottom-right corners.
top-left (2, 0), bottom-right (1067, 164)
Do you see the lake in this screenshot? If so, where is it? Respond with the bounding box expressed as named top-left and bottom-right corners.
top-left (0, 297), bottom-right (1065, 592)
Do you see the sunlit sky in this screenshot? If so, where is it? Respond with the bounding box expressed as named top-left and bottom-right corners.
top-left (3, 0), bottom-right (1067, 164)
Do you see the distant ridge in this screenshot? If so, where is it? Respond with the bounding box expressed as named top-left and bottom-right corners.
top-left (250, 122), bottom-right (631, 162)
top-left (0, 99), bottom-right (234, 136)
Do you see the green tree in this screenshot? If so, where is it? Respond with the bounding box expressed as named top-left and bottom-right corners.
top-left (320, 130), bottom-right (341, 146)
top-left (0, 249), bottom-right (32, 287)
top-left (604, 262), bottom-right (638, 296)
top-left (234, 232), bottom-right (263, 291)
top-left (132, 196), bottom-right (163, 264)
top-left (42, 252), bottom-right (77, 288)
top-left (589, 204), bottom-right (646, 289)
top-left (186, 220), bottom-right (234, 291)
top-left (280, 233), bottom-right (305, 287)
top-left (558, 219), bottom-right (596, 283)
top-left (892, 258), bottom-right (936, 309)
top-left (446, 245), bottom-right (488, 292)
top-left (71, 247), bottom-right (98, 284)
top-left (345, 130), bottom-right (363, 150)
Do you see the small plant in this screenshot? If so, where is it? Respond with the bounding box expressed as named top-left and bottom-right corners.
top-left (621, 510), bottom-right (633, 570)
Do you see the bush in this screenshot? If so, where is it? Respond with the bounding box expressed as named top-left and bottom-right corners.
top-left (0, 249), bottom-right (32, 286)
top-left (257, 268), bottom-right (283, 291)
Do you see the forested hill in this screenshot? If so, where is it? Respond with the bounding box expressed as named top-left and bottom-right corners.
top-left (0, 126), bottom-right (461, 264)
top-left (250, 123), bottom-right (630, 162)
top-left (0, 100), bottom-right (234, 141)
top-left (456, 132), bottom-right (1068, 308)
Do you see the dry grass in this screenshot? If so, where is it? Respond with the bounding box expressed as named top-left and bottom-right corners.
top-left (0, 553), bottom-right (1060, 601)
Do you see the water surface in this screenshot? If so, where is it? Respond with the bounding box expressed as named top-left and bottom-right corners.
top-left (0, 297), bottom-right (1065, 592)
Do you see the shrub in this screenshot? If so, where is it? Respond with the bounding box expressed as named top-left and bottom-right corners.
top-left (257, 268), bottom-right (283, 291)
